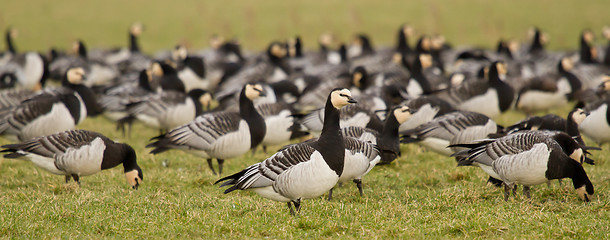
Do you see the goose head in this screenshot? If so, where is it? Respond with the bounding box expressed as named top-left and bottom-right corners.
top-left (351, 66), bottom-right (368, 89)
top-left (570, 108), bottom-right (589, 125)
top-left (393, 105), bottom-right (416, 124)
top-left (65, 67), bottom-right (86, 85)
top-left (330, 88), bottom-right (357, 109)
top-left (172, 45), bottom-right (188, 61)
top-left (122, 145), bottom-right (143, 190)
top-left (244, 83), bottom-right (266, 101)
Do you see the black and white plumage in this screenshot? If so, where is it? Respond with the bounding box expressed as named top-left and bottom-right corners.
top-left (298, 103), bottom-right (383, 137)
top-left (453, 131), bottom-right (593, 202)
top-left (98, 70), bottom-right (156, 122)
top-left (436, 61), bottom-right (514, 118)
top-left (255, 102), bottom-right (308, 153)
top-left (0, 68), bottom-right (92, 142)
top-left (343, 105), bottom-right (415, 164)
top-left (146, 83), bottom-right (266, 175)
top-left (216, 88), bottom-right (357, 215)
top-left (398, 95), bottom-right (456, 133)
top-left (1, 129), bottom-right (143, 189)
top-left (400, 110), bottom-right (500, 156)
top-left (171, 45), bottom-right (209, 92)
top-left (515, 57), bottom-right (582, 114)
top-left (579, 98), bottom-right (610, 145)
top-left (118, 88), bottom-right (212, 133)
top-left (328, 136), bottom-right (380, 200)
top-left (0, 51), bottom-right (48, 91)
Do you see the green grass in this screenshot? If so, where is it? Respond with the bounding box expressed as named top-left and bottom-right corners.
top-left (2, 0), bottom-right (610, 238)
top-left (1, 108), bottom-right (609, 239)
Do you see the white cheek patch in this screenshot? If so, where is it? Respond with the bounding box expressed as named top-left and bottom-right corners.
top-left (394, 108), bottom-right (412, 124)
top-left (125, 170), bottom-right (141, 187)
top-left (569, 149), bottom-right (584, 163)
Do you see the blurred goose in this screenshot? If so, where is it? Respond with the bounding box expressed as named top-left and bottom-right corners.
top-left (453, 131), bottom-right (593, 202)
top-left (98, 70), bottom-right (156, 122)
top-left (342, 105), bottom-right (416, 164)
top-left (0, 27), bottom-right (17, 66)
top-left (216, 88), bottom-right (356, 215)
top-left (1, 129), bottom-right (143, 189)
top-left (328, 136), bottom-right (380, 200)
top-left (119, 88), bottom-right (212, 134)
top-left (0, 67), bottom-right (97, 142)
top-left (400, 110), bottom-right (500, 156)
top-left (255, 102), bottom-right (308, 154)
top-left (0, 51), bottom-right (48, 91)
top-left (146, 83), bottom-right (266, 175)
top-left (436, 61), bottom-right (514, 118)
top-left (515, 57), bottom-right (582, 114)
top-left (298, 103), bottom-right (383, 137)
top-left (398, 95), bottom-right (456, 133)
top-left (171, 45), bottom-right (209, 92)
top-left (579, 98), bottom-right (610, 145)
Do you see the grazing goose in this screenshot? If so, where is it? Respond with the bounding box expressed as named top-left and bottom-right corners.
top-left (0, 68), bottom-right (93, 142)
top-left (119, 88), bottom-right (212, 134)
top-left (216, 88), bottom-right (356, 215)
top-left (453, 131), bottom-right (593, 202)
top-left (1, 129), bottom-right (143, 189)
top-left (400, 110), bottom-right (500, 156)
top-left (342, 105), bottom-right (416, 164)
top-left (146, 83), bottom-right (266, 175)
top-left (515, 57), bottom-right (582, 114)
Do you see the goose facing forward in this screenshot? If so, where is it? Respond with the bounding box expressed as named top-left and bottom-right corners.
top-left (146, 83), bottom-right (266, 175)
top-left (1, 129), bottom-right (143, 189)
top-left (216, 88), bottom-right (357, 215)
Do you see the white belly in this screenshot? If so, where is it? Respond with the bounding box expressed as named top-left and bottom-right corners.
top-left (262, 110), bottom-right (293, 147)
top-left (273, 151), bottom-right (339, 200)
top-left (459, 89), bottom-right (500, 118)
top-left (579, 104), bottom-right (610, 145)
top-left (20, 103), bottom-right (77, 141)
top-left (206, 121), bottom-right (252, 159)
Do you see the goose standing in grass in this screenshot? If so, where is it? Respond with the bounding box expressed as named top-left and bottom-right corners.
top-left (400, 110), bottom-right (500, 156)
top-left (146, 83), bottom-right (266, 175)
top-left (342, 105), bottom-right (416, 164)
top-left (0, 67), bottom-right (100, 142)
top-left (216, 88), bottom-right (356, 215)
top-left (453, 131), bottom-right (593, 202)
top-left (1, 129), bottom-right (143, 189)
top-left (328, 136), bottom-right (380, 200)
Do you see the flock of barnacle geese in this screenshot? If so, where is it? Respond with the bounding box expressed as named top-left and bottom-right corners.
top-left (1, 23), bottom-right (609, 214)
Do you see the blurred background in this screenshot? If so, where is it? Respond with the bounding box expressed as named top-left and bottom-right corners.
top-left (1, 0), bottom-right (609, 52)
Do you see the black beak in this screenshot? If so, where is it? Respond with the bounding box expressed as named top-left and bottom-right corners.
top-left (132, 181), bottom-right (140, 190)
top-left (258, 89), bottom-right (267, 97)
top-left (347, 97), bottom-right (357, 104)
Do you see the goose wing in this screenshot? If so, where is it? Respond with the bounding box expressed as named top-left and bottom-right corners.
top-left (2, 129), bottom-right (103, 158)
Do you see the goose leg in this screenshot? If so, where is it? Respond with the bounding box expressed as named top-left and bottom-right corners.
top-left (72, 174), bottom-right (80, 186)
top-left (65, 175), bottom-right (71, 183)
top-left (503, 184), bottom-right (511, 201)
top-left (262, 145), bottom-right (268, 155)
top-left (523, 186), bottom-right (531, 199)
top-left (327, 188), bottom-right (334, 201)
top-left (353, 179), bottom-right (364, 196)
top-left (287, 202), bottom-right (295, 216)
top-left (512, 185), bottom-right (517, 198)
top-left (250, 147), bottom-right (257, 157)
top-left (293, 199), bottom-right (302, 213)
top-left (217, 159), bottom-right (225, 176)
top-left (206, 159), bottom-right (217, 175)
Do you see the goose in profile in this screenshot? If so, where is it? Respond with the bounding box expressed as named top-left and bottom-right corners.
top-left (146, 83), bottom-right (266, 175)
top-left (171, 45), bottom-right (209, 92)
top-left (1, 129), bottom-right (143, 189)
top-left (453, 131), bottom-right (593, 202)
top-left (0, 67), bottom-right (100, 142)
top-left (400, 110), bottom-right (500, 156)
top-left (216, 88), bottom-right (356, 215)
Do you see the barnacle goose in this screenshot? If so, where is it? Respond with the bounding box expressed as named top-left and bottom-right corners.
top-left (515, 57), bottom-right (582, 114)
top-left (342, 105), bottom-right (416, 164)
top-left (1, 129), bottom-right (143, 189)
top-left (453, 131), bottom-right (594, 202)
top-left (400, 110), bottom-right (500, 156)
top-left (146, 83), bottom-right (266, 175)
top-left (255, 102), bottom-right (308, 154)
top-left (579, 98), bottom-right (610, 145)
top-left (119, 88), bottom-right (212, 134)
top-left (48, 40), bottom-right (119, 87)
top-left (216, 88), bottom-right (356, 215)
top-left (398, 95), bottom-right (456, 133)
top-left (171, 45), bottom-right (209, 92)
top-left (0, 51), bottom-right (49, 91)
top-left (98, 70), bottom-right (156, 122)
top-left (436, 61), bottom-right (514, 118)
top-left (0, 67), bottom-right (96, 142)
top-left (328, 136), bottom-right (380, 200)
top-left (298, 103), bottom-right (383, 137)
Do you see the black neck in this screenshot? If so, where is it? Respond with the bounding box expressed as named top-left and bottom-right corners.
top-left (5, 30), bottom-right (15, 54)
top-left (239, 89), bottom-right (266, 149)
top-left (378, 113), bottom-right (401, 153)
top-left (529, 31), bottom-right (544, 53)
top-left (488, 65), bottom-right (514, 112)
top-left (397, 30), bottom-right (410, 54)
top-left (77, 42), bottom-right (87, 59)
top-left (314, 97), bottom-right (345, 175)
top-left (558, 63), bottom-right (582, 100)
top-left (67, 83), bottom-right (102, 117)
top-left (129, 33), bottom-right (140, 53)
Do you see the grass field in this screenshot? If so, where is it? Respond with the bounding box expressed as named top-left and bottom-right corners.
top-left (1, 0), bottom-right (610, 239)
